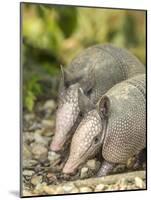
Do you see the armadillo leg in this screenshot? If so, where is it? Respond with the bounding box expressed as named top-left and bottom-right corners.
top-left (133, 148), bottom-right (146, 169)
top-left (97, 160), bottom-right (116, 177)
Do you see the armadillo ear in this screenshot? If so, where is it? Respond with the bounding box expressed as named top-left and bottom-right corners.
top-left (97, 96), bottom-right (110, 118)
top-left (60, 65), bottom-right (83, 88)
top-left (81, 64), bottom-right (96, 94)
top-left (78, 88), bottom-right (95, 114)
top-left (60, 65), bottom-right (72, 88)
top-left (58, 65), bottom-right (67, 100)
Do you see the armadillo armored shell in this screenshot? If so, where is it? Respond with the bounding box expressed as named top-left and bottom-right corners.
top-left (102, 74), bottom-right (146, 164)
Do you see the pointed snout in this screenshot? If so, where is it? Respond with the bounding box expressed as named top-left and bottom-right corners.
top-left (63, 162), bottom-right (76, 174)
top-left (63, 158), bottom-right (80, 174)
top-left (50, 137), bottom-right (64, 152)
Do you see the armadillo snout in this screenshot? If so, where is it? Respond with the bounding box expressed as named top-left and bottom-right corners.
top-left (50, 138), bottom-right (64, 152)
top-left (63, 160), bottom-right (78, 174)
top-left (63, 165), bottom-right (75, 174)
top-left (63, 110), bottom-right (103, 174)
top-left (50, 100), bottom-right (80, 151)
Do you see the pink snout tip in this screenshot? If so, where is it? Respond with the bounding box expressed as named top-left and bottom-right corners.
top-left (63, 163), bottom-right (75, 174)
top-left (50, 140), bottom-right (63, 152)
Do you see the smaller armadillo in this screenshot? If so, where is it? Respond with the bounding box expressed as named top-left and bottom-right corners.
top-left (50, 44), bottom-right (145, 152)
top-left (63, 74), bottom-right (146, 176)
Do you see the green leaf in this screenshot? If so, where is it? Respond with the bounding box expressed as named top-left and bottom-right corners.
top-left (24, 91), bottom-right (36, 112)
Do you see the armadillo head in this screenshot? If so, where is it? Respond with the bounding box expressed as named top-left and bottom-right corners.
top-left (50, 65), bottom-right (96, 152)
top-left (50, 83), bottom-right (80, 151)
top-left (50, 66), bottom-right (82, 152)
top-left (63, 89), bottom-right (110, 174)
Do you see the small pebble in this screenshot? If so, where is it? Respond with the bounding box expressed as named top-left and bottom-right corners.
top-left (42, 119), bottom-right (55, 128)
top-left (119, 185), bottom-right (127, 190)
top-left (23, 170), bottom-right (35, 176)
top-left (42, 186), bottom-right (55, 194)
top-left (70, 187), bottom-right (79, 193)
top-left (79, 187), bottom-right (93, 193)
top-left (23, 159), bottom-right (38, 168)
top-left (80, 167), bottom-right (89, 179)
top-left (31, 143), bottom-right (48, 161)
top-left (62, 183), bottom-right (76, 193)
top-left (86, 159), bottom-right (96, 170)
top-left (127, 157), bottom-right (136, 169)
top-left (31, 175), bottom-right (42, 186)
top-left (43, 185), bottom-right (64, 194)
top-left (94, 184), bottom-right (105, 191)
top-left (115, 178), bottom-right (128, 190)
top-left (34, 182), bottom-right (46, 194)
top-left (23, 190), bottom-right (33, 196)
top-left (135, 177), bottom-right (145, 188)
top-left (48, 151), bottom-right (60, 162)
top-left (43, 100), bottom-right (55, 111)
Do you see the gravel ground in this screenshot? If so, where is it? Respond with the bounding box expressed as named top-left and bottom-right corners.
top-left (22, 100), bottom-right (146, 197)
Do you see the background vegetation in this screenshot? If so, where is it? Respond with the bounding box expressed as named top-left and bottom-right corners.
top-left (22, 3), bottom-right (146, 111)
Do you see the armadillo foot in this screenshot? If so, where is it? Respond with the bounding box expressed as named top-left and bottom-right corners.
top-left (133, 148), bottom-right (146, 169)
top-left (97, 160), bottom-right (115, 177)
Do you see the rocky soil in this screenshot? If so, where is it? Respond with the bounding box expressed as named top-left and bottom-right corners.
top-left (22, 100), bottom-right (146, 197)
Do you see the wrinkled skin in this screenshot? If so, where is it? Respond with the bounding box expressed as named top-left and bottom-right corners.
top-left (63, 109), bottom-right (104, 174)
top-left (50, 83), bottom-right (80, 152)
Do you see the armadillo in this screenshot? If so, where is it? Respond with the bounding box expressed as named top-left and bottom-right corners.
top-left (63, 74), bottom-right (146, 176)
top-left (50, 44), bottom-right (145, 152)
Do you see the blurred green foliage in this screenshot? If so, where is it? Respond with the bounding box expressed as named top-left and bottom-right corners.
top-left (22, 3), bottom-right (146, 111)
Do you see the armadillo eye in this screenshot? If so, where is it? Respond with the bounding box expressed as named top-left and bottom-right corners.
top-left (94, 136), bottom-right (99, 144)
top-left (79, 112), bottom-right (83, 117)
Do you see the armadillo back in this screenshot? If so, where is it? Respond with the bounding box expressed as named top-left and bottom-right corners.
top-left (67, 44), bottom-right (145, 106)
top-left (95, 44), bottom-right (145, 78)
top-left (88, 44), bottom-right (145, 104)
top-left (102, 74), bottom-right (146, 164)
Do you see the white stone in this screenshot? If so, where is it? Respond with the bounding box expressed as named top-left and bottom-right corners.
top-left (135, 177), bottom-right (145, 188)
top-left (86, 159), bottom-right (96, 170)
top-left (23, 170), bottom-right (35, 176)
top-left (48, 151), bottom-right (60, 162)
top-left (62, 183), bottom-right (79, 193)
top-left (79, 187), bottom-right (93, 193)
top-left (95, 184), bottom-right (105, 191)
top-left (80, 167), bottom-right (89, 179)
top-left (43, 100), bottom-right (55, 110)
top-left (31, 175), bottom-right (42, 186)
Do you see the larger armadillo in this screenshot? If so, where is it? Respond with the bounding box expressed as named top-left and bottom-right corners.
top-left (50, 44), bottom-right (145, 152)
top-left (63, 74), bottom-right (146, 176)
